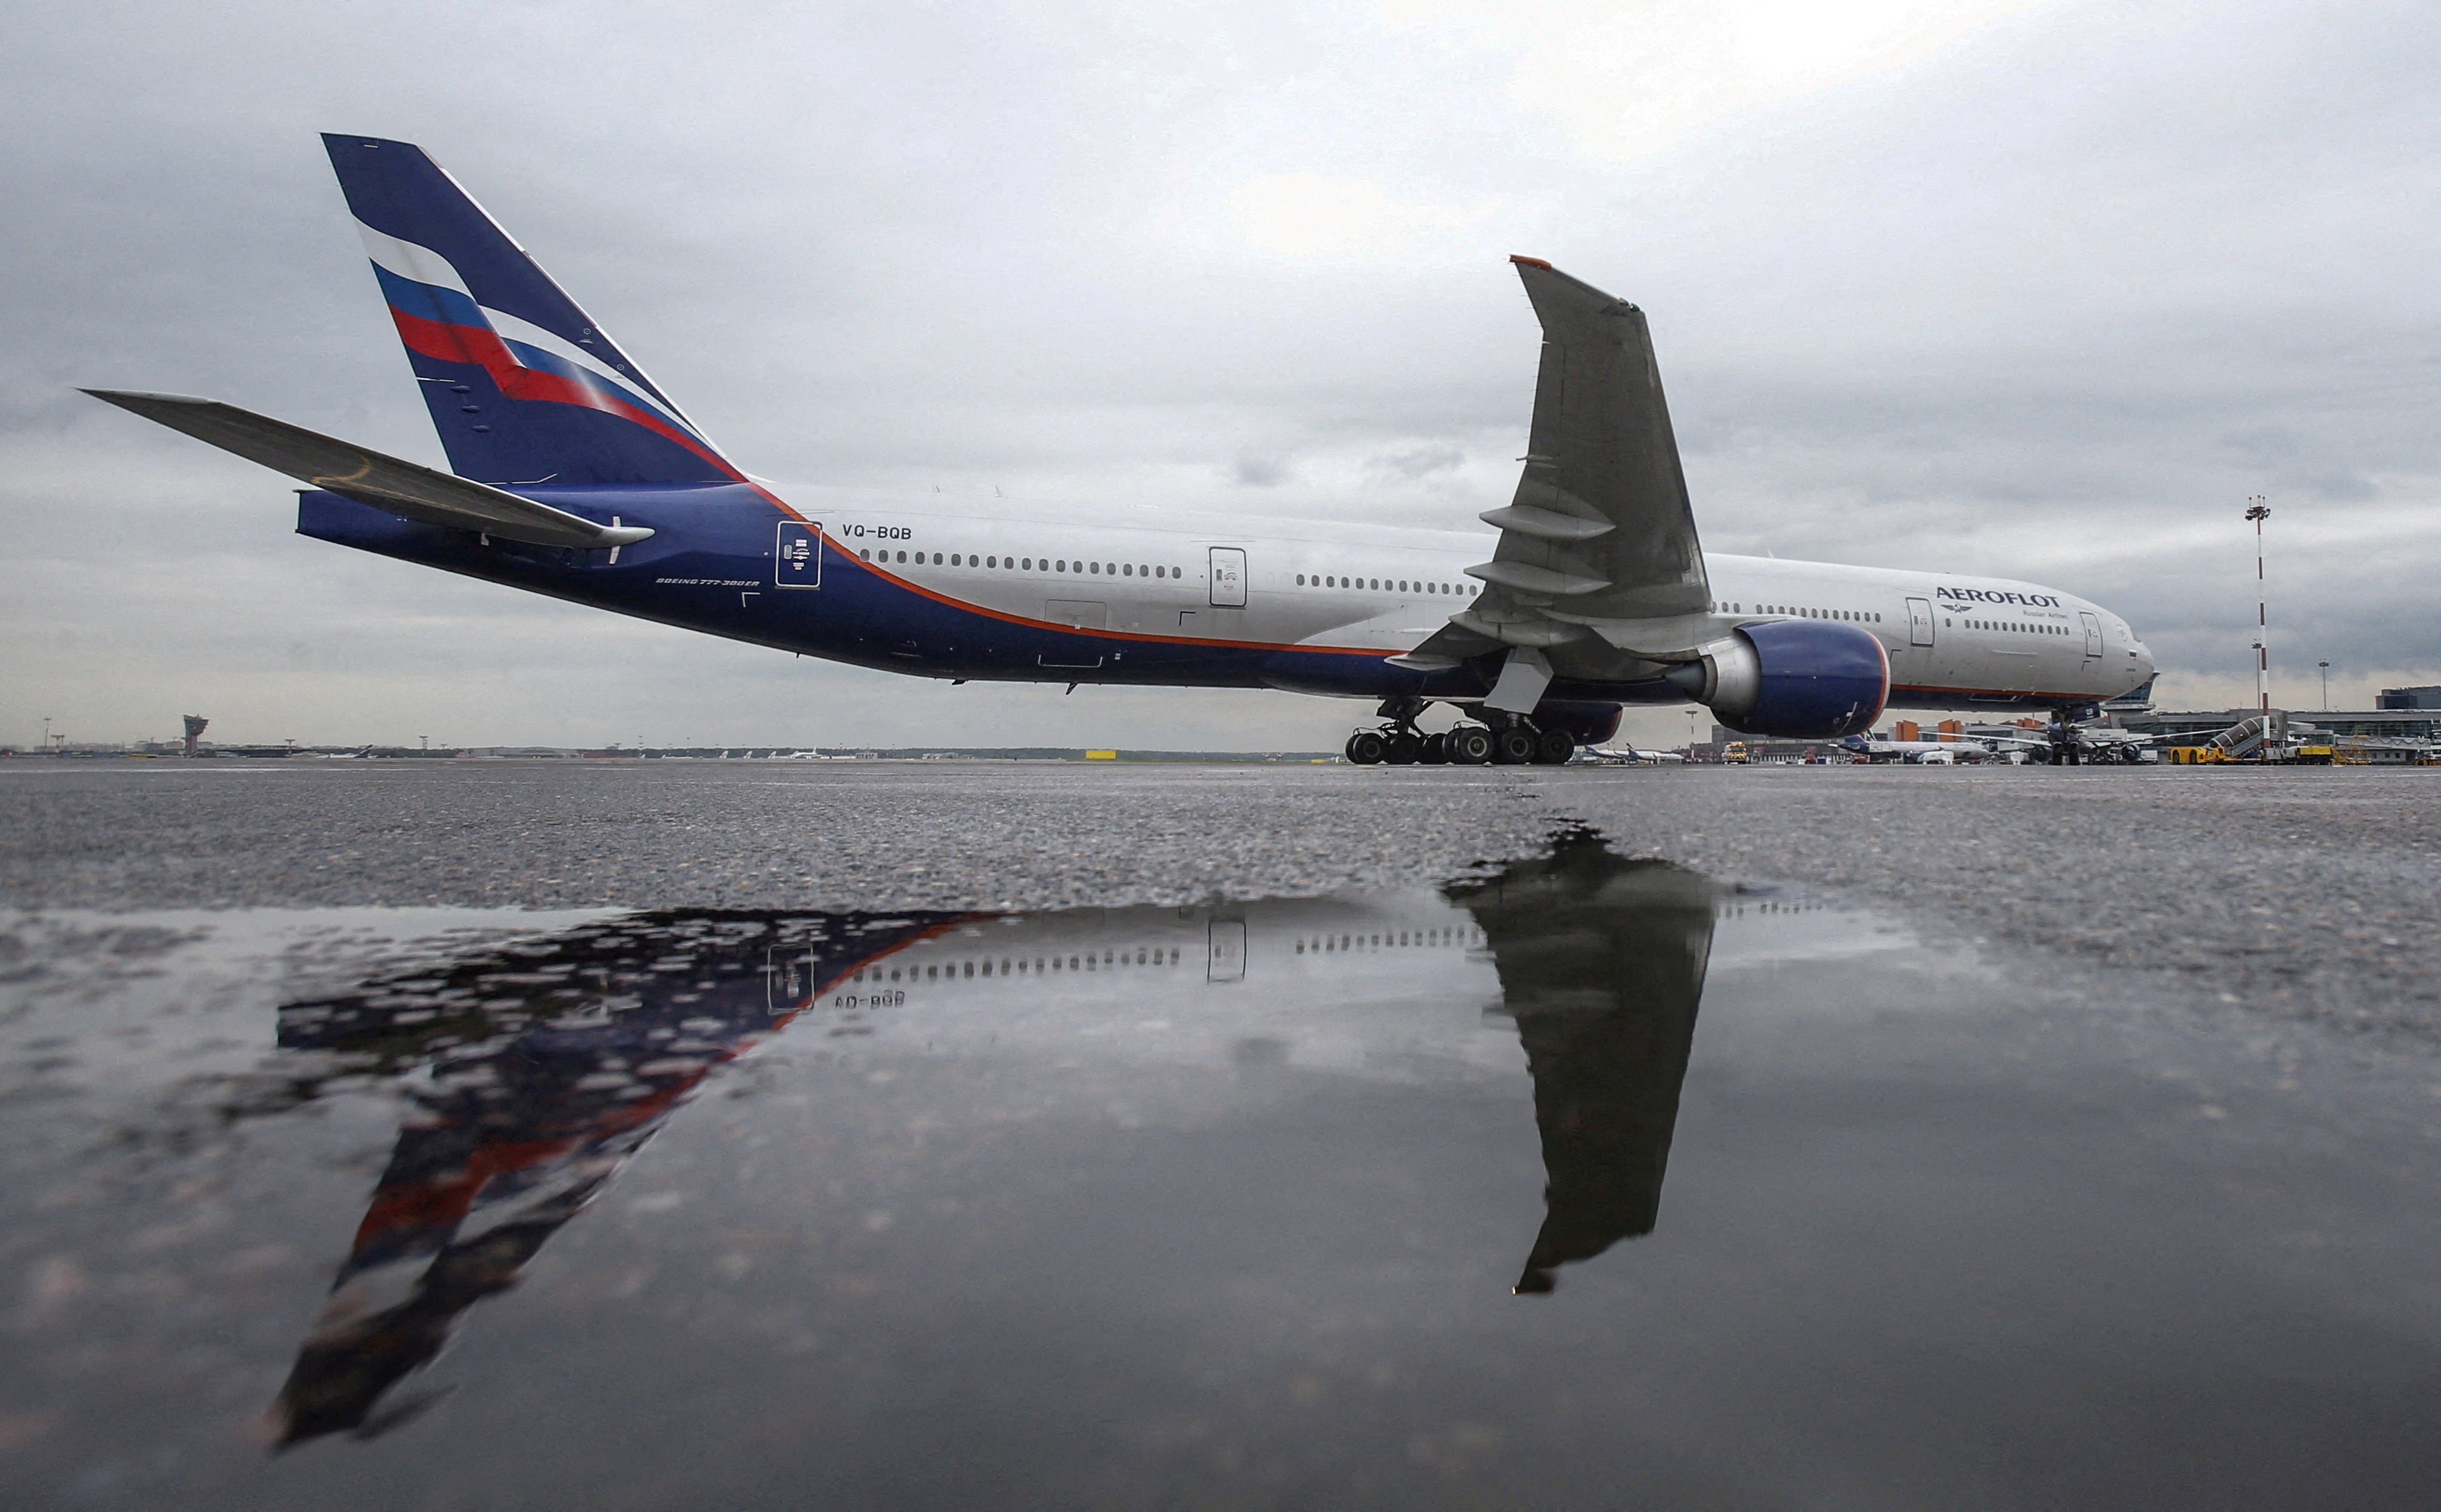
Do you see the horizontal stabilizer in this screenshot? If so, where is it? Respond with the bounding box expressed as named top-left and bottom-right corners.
top-left (82, 390), bottom-right (653, 550)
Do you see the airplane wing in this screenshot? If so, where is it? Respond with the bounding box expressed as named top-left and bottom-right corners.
top-left (82, 390), bottom-right (655, 551)
top-left (1485, 258), bottom-right (1709, 620)
top-left (1392, 259), bottom-right (1726, 706)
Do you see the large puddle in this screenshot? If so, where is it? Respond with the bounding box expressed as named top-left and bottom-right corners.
top-left (2, 832), bottom-right (2437, 1508)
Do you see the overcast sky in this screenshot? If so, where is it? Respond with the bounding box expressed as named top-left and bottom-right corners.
top-left (6, 0), bottom-right (2436, 749)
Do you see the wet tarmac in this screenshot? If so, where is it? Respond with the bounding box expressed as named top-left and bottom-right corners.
top-left (2, 765), bottom-right (2439, 1507)
top-left (6, 760), bottom-right (2439, 1038)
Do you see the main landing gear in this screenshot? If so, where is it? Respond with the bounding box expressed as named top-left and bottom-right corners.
top-left (1344, 704), bottom-right (1576, 767)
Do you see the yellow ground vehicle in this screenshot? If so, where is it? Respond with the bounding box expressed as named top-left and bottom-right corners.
top-left (2165, 742), bottom-right (2337, 765)
top-left (1722, 741), bottom-right (1750, 764)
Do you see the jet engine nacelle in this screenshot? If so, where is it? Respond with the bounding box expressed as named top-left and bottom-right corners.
top-left (1666, 620), bottom-right (1889, 739)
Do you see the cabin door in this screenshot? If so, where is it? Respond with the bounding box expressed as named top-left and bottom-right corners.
top-left (1208, 547), bottom-right (1247, 607)
top-left (2080, 611), bottom-right (2104, 657)
top-left (774, 521), bottom-right (821, 588)
top-left (1206, 917), bottom-right (1247, 983)
top-left (1905, 597), bottom-right (1935, 646)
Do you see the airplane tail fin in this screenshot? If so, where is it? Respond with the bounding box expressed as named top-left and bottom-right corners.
top-left (322, 134), bottom-right (739, 486)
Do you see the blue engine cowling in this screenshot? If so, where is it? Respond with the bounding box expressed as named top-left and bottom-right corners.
top-left (1669, 620), bottom-right (1888, 739)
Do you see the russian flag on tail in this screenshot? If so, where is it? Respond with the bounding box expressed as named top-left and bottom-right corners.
top-left (323, 134), bottom-right (740, 487)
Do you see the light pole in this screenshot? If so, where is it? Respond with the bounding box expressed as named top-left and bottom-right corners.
top-left (41, 717), bottom-right (51, 755)
top-left (2246, 498), bottom-right (2271, 719)
top-left (2319, 660), bottom-right (2330, 712)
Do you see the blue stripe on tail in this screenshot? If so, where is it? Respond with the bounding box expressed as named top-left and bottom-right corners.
top-left (322, 134), bottom-right (739, 486)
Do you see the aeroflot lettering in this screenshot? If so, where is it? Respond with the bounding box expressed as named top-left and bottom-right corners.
top-left (1938, 586), bottom-right (2062, 608)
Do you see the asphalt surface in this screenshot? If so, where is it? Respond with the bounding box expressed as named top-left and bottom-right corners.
top-left (5, 759), bottom-right (2439, 1038)
top-left (7, 760), bottom-right (2441, 1509)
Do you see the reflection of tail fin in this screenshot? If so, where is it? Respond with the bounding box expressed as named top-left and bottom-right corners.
top-left (272, 1189), bottom-right (589, 1446)
top-left (321, 133), bottom-right (740, 486)
top-left (265, 908), bottom-right (983, 1448)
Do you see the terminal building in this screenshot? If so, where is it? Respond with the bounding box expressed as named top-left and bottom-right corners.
top-left (1696, 684), bottom-right (2441, 762)
top-left (2116, 689), bottom-right (2441, 744)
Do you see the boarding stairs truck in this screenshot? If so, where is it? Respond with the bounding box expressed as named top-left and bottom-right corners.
top-left (2163, 711), bottom-right (2338, 765)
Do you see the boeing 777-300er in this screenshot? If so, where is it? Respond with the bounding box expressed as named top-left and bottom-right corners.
top-left (87, 135), bottom-right (2156, 764)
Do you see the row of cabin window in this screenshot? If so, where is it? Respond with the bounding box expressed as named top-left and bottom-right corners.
top-left (862, 549), bottom-right (1180, 578)
top-left (852, 946), bottom-right (1184, 982)
top-left (1293, 926), bottom-right (1478, 954)
top-left (1293, 574), bottom-right (1478, 595)
top-left (1707, 601), bottom-right (1883, 624)
top-left (1967, 619), bottom-right (2068, 635)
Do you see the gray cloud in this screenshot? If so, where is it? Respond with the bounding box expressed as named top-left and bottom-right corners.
top-left (6, 0), bottom-right (2439, 748)
top-left (1365, 444), bottom-right (1467, 484)
top-left (1232, 454), bottom-right (1294, 488)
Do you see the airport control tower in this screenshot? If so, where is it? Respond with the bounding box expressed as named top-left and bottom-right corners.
top-left (180, 715), bottom-right (207, 759)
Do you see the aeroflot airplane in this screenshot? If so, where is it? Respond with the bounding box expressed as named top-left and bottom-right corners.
top-left (89, 135), bottom-right (2156, 765)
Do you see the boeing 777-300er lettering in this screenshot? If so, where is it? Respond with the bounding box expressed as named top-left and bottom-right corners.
top-left (87, 135), bottom-right (2156, 764)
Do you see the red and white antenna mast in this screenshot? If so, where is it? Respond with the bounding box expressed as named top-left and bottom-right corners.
top-left (2246, 497), bottom-right (2271, 719)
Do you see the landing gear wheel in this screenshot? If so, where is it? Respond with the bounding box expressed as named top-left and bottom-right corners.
top-left (1491, 726), bottom-right (1538, 765)
top-left (1385, 730), bottom-right (1424, 765)
top-left (1346, 730), bottom-right (1387, 765)
top-left (1445, 725), bottom-right (1495, 765)
top-left (1532, 727), bottom-right (1576, 765)
top-left (1419, 732), bottom-right (1450, 765)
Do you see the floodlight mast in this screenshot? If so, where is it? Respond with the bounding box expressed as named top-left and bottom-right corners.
top-left (2246, 498), bottom-right (2271, 721)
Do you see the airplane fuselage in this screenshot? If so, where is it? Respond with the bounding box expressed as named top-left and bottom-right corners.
top-left (300, 483), bottom-right (2155, 715)
top-left (101, 135), bottom-right (2163, 753)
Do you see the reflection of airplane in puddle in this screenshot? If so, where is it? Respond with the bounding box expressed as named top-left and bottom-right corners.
top-left (265, 837), bottom-right (1726, 1445)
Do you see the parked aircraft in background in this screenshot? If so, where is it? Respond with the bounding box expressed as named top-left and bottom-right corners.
top-left (1844, 734), bottom-right (1983, 759)
top-left (88, 135), bottom-right (2156, 765)
top-left (1842, 717), bottom-right (2164, 765)
top-left (1583, 743), bottom-right (1686, 765)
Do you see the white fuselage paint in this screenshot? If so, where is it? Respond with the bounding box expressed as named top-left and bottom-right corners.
top-left (788, 488), bottom-right (2156, 709)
